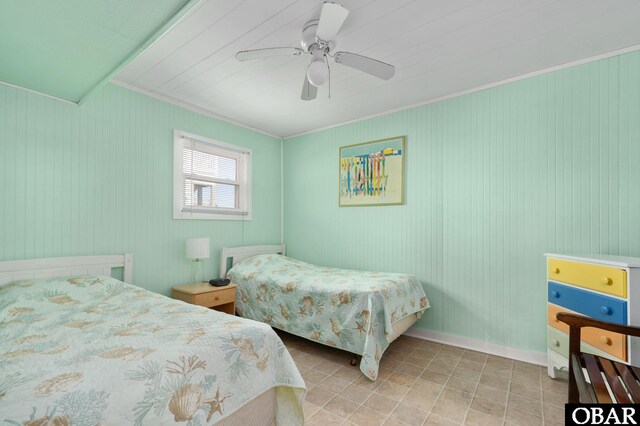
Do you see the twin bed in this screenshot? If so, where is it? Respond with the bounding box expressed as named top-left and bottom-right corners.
top-left (0, 247), bottom-right (429, 424)
top-left (0, 254), bottom-right (304, 425)
top-left (221, 245), bottom-right (429, 380)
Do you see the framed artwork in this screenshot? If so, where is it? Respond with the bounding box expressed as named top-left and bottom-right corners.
top-left (339, 136), bottom-right (405, 207)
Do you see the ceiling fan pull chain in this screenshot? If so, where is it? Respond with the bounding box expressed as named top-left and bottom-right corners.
top-left (327, 55), bottom-right (331, 99)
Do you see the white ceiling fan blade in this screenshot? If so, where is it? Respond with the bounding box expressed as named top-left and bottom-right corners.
top-left (301, 74), bottom-right (318, 101)
top-left (334, 52), bottom-right (395, 80)
top-left (316, 2), bottom-right (349, 42)
top-left (236, 47), bottom-right (305, 61)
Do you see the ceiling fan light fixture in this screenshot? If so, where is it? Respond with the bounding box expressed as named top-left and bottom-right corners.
top-left (307, 59), bottom-right (329, 87)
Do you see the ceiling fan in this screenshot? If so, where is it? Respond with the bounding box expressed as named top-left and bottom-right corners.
top-left (235, 1), bottom-right (396, 101)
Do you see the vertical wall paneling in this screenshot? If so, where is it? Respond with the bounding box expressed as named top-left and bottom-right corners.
top-left (283, 50), bottom-right (640, 353)
top-left (0, 83), bottom-right (281, 295)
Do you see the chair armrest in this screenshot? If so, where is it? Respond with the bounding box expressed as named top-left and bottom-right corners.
top-left (557, 312), bottom-right (640, 338)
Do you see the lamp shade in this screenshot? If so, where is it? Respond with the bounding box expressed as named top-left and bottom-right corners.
top-left (185, 237), bottom-right (210, 260)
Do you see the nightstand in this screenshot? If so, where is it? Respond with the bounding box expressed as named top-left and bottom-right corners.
top-left (171, 283), bottom-right (237, 315)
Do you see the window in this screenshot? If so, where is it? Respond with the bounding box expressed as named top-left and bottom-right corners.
top-left (173, 130), bottom-right (251, 220)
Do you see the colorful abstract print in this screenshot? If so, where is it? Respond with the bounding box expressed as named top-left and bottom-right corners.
top-left (0, 276), bottom-right (305, 425)
top-left (227, 254), bottom-right (429, 380)
top-left (340, 147), bottom-right (400, 199)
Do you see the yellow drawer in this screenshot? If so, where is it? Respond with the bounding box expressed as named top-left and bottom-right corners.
top-left (547, 303), bottom-right (627, 361)
top-left (547, 326), bottom-right (622, 361)
top-left (548, 258), bottom-right (627, 298)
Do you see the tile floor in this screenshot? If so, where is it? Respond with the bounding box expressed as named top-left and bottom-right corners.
top-left (278, 331), bottom-right (568, 426)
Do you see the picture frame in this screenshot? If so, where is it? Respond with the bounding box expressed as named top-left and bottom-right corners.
top-left (339, 136), bottom-right (405, 207)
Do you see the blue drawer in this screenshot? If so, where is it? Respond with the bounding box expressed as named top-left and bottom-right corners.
top-left (548, 281), bottom-right (627, 325)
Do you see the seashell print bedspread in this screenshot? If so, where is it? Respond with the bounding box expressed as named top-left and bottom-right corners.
top-left (0, 276), bottom-right (305, 425)
top-left (227, 254), bottom-right (430, 380)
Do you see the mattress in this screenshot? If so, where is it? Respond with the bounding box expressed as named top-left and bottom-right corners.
top-left (227, 254), bottom-right (429, 380)
top-left (0, 276), bottom-right (305, 425)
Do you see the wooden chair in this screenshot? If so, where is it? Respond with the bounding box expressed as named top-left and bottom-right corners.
top-left (556, 312), bottom-right (640, 403)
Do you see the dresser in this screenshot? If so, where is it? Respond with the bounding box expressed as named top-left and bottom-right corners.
top-left (546, 254), bottom-right (640, 378)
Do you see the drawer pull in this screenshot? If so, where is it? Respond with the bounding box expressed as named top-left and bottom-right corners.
top-left (551, 339), bottom-right (560, 347)
top-left (214, 297), bottom-right (219, 301)
top-left (553, 267), bottom-right (560, 274)
top-left (600, 336), bottom-right (612, 346)
top-left (601, 276), bottom-right (613, 286)
top-left (551, 290), bottom-right (560, 299)
top-left (600, 306), bottom-right (612, 316)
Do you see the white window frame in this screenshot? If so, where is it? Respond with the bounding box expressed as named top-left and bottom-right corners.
top-left (173, 130), bottom-right (252, 220)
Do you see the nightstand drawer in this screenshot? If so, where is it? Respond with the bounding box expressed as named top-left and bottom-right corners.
top-left (193, 287), bottom-right (235, 307)
top-left (548, 258), bottom-right (627, 298)
top-left (548, 281), bottom-right (627, 325)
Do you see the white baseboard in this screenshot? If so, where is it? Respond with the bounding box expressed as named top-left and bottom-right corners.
top-left (404, 327), bottom-right (547, 366)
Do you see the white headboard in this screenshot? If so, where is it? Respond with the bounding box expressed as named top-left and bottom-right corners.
top-left (220, 245), bottom-right (285, 278)
top-left (0, 254), bottom-right (133, 286)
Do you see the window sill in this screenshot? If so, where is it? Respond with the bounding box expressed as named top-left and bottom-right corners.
top-left (173, 211), bottom-right (252, 221)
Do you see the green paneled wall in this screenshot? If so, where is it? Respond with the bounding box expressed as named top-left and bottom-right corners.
top-left (283, 51), bottom-right (640, 353)
top-left (0, 83), bottom-right (281, 294)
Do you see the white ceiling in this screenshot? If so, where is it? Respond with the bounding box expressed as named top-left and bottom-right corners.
top-left (114, 0), bottom-right (640, 138)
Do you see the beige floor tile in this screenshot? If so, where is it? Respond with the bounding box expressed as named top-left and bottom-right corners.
top-left (383, 417), bottom-right (409, 426)
top-left (364, 392), bottom-right (400, 415)
top-left (445, 377), bottom-right (478, 394)
top-left (303, 401), bottom-right (321, 420)
top-left (451, 367), bottom-right (482, 383)
top-left (474, 383), bottom-right (507, 404)
top-left (307, 408), bottom-right (347, 426)
top-left (419, 341), bottom-right (444, 351)
top-left (542, 389), bottom-right (567, 407)
top-left (319, 375), bottom-right (353, 393)
top-left (425, 413), bottom-right (462, 425)
top-left (402, 386), bottom-right (441, 410)
top-left (478, 372), bottom-right (510, 391)
top-left (354, 375), bottom-right (383, 391)
top-left (325, 395), bottom-right (361, 418)
top-left (507, 393), bottom-right (542, 416)
top-left (513, 362), bottom-right (541, 377)
top-left (390, 401), bottom-right (430, 426)
top-left (469, 396), bottom-right (506, 418)
top-left (511, 371), bottom-right (541, 388)
top-left (428, 360), bottom-right (457, 375)
top-left (440, 346), bottom-right (466, 357)
top-left (306, 386), bottom-right (337, 407)
top-left (509, 382), bottom-right (542, 401)
top-left (315, 359), bottom-right (345, 375)
top-left (541, 376), bottom-right (568, 394)
top-left (405, 353), bottom-right (434, 368)
top-left (430, 397), bottom-right (470, 423)
top-left (434, 350), bottom-right (463, 362)
top-left (542, 403), bottom-right (564, 423)
top-left (302, 368), bottom-right (329, 385)
top-left (464, 409), bottom-right (504, 425)
top-left (462, 350), bottom-right (488, 363)
top-left (380, 357), bottom-right (403, 370)
top-left (341, 383), bottom-right (373, 404)
top-left (415, 348), bottom-right (440, 359)
top-left (413, 378), bottom-right (445, 394)
top-left (376, 367), bottom-right (395, 382)
top-left (395, 363), bottom-right (425, 377)
top-left (349, 406), bottom-right (388, 426)
top-left (334, 365), bottom-right (366, 382)
top-left (456, 358), bottom-right (485, 371)
top-left (504, 406), bottom-right (543, 426)
top-left (420, 370), bottom-right (450, 385)
top-left (439, 388), bottom-right (473, 406)
top-left (387, 372), bottom-right (419, 387)
top-left (376, 380), bottom-right (411, 401)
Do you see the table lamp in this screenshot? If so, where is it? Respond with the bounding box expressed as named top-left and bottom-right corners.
top-left (186, 237), bottom-right (210, 283)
